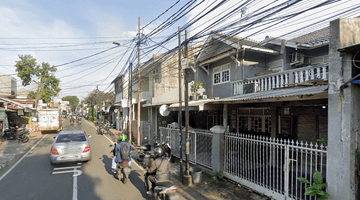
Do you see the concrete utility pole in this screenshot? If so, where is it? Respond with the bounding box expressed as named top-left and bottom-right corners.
top-left (178, 26), bottom-right (183, 181)
top-left (128, 63), bottom-right (132, 143)
top-left (96, 84), bottom-right (99, 123)
top-left (183, 30), bottom-right (192, 186)
top-left (137, 16), bottom-right (141, 146)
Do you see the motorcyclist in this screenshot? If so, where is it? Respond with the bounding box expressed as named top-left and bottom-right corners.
top-left (145, 146), bottom-right (171, 195)
top-left (114, 133), bottom-right (132, 166)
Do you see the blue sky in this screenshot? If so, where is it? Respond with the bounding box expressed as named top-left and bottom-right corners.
top-left (1, 0), bottom-right (359, 101)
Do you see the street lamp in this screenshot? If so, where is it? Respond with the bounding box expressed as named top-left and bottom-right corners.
top-left (113, 42), bottom-right (141, 146)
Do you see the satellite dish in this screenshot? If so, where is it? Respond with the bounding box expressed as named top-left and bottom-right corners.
top-left (159, 105), bottom-right (170, 116)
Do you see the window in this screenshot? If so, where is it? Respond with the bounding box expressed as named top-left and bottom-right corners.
top-left (213, 64), bottom-right (230, 85)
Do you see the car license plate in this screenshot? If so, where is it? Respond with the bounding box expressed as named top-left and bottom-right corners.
top-left (58, 155), bottom-right (80, 160)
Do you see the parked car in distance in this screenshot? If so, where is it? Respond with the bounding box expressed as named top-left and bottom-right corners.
top-left (50, 130), bottom-right (91, 165)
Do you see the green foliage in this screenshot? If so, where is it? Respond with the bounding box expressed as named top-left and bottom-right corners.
top-left (297, 171), bottom-right (329, 200)
top-left (316, 139), bottom-right (327, 146)
top-left (84, 89), bottom-right (114, 107)
top-left (215, 170), bottom-right (223, 178)
top-left (62, 96), bottom-right (79, 112)
top-left (15, 55), bottom-right (61, 103)
top-left (27, 91), bottom-right (36, 99)
top-left (194, 80), bottom-right (203, 96)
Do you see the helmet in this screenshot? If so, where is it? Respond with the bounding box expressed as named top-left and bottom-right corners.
top-left (119, 133), bottom-right (127, 141)
top-left (154, 147), bottom-right (164, 158)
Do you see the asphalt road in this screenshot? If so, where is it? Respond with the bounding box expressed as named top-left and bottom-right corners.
top-left (0, 119), bottom-right (150, 200)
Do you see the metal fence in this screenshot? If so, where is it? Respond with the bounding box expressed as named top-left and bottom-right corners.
top-left (224, 132), bottom-right (327, 200)
top-left (159, 126), bottom-right (213, 168)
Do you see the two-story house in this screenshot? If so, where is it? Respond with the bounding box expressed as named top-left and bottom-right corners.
top-left (192, 30), bottom-right (329, 143)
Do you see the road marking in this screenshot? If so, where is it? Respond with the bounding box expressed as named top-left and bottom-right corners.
top-left (0, 134), bottom-right (47, 182)
top-left (84, 120), bottom-right (145, 172)
top-left (52, 166), bottom-right (82, 200)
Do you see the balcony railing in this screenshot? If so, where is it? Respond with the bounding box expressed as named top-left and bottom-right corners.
top-left (232, 65), bottom-right (328, 95)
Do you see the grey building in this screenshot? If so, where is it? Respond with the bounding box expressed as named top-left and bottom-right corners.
top-left (0, 75), bottom-right (17, 97)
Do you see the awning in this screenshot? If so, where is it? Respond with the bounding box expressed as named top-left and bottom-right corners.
top-left (213, 85), bottom-right (328, 104)
top-left (109, 104), bottom-right (122, 112)
top-left (168, 99), bottom-right (221, 111)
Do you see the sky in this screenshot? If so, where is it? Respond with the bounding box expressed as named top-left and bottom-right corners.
top-left (1, 0), bottom-right (359, 101)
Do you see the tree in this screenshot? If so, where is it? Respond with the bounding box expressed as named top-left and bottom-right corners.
top-left (84, 89), bottom-right (114, 108)
top-left (27, 91), bottom-right (36, 99)
top-left (15, 55), bottom-right (61, 108)
top-left (62, 96), bottom-right (79, 112)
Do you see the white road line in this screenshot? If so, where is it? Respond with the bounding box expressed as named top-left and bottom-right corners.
top-left (53, 166), bottom-right (81, 170)
top-left (73, 168), bottom-right (78, 200)
top-left (0, 134), bottom-right (47, 182)
top-left (85, 120), bottom-right (145, 172)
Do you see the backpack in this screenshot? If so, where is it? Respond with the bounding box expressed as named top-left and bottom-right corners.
top-left (120, 143), bottom-right (130, 160)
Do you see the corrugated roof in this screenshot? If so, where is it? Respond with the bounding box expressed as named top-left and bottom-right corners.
top-left (216, 85), bottom-right (328, 102)
top-left (213, 31), bottom-right (276, 52)
top-left (289, 27), bottom-right (330, 44)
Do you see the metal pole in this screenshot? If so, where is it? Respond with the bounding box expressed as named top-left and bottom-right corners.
top-left (178, 26), bottom-right (183, 181)
top-left (137, 16), bottom-right (141, 146)
top-left (184, 30), bottom-right (191, 180)
top-left (129, 63), bottom-right (132, 143)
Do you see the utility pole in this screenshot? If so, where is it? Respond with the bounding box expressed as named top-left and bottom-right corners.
top-left (96, 84), bottom-right (99, 123)
top-left (178, 26), bottom-right (183, 181)
top-left (137, 16), bottom-right (141, 146)
top-left (183, 30), bottom-right (192, 186)
top-left (128, 63), bottom-right (132, 143)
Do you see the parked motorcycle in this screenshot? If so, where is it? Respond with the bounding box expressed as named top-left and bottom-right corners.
top-left (2, 125), bottom-right (30, 143)
top-left (136, 137), bottom-right (161, 168)
top-left (78, 118), bottom-right (82, 125)
top-left (117, 161), bottom-right (131, 184)
top-left (104, 122), bottom-right (110, 132)
top-left (97, 124), bottom-right (106, 135)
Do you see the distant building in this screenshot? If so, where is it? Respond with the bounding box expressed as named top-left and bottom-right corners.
top-left (0, 75), bottom-right (17, 97)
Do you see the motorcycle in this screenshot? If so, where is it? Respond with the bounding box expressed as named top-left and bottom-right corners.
top-left (145, 172), bottom-right (179, 200)
top-left (144, 140), bottom-right (177, 200)
top-left (97, 124), bottom-right (106, 135)
top-left (70, 118), bottom-right (75, 125)
top-left (117, 161), bottom-right (131, 184)
top-left (2, 126), bottom-right (30, 143)
top-left (78, 118), bottom-right (82, 125)
top-left (136, 137), bottom-right (161, 168)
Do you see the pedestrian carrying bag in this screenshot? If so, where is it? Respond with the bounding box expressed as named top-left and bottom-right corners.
top-left (120, 143), bottom-right (130, 160)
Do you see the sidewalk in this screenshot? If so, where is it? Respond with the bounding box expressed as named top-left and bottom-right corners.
top-left (105, 127), bottom-right (269, 200)
top-left (0, 131), bottom-right (43, 171)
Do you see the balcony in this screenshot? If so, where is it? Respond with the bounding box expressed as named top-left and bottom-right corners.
top-left (232, 64), bottom-right (328, 95)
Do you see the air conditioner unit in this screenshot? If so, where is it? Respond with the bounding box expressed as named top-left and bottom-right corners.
top-left (290, 52), bottom-right (304, 66)
top-left (243, 83), bottom-right (256, 94)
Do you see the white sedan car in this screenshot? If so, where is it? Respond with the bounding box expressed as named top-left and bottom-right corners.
top-left (50, 130), bottom-right (92, 165)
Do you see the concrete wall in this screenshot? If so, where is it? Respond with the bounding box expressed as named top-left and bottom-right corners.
top-left (0, 75), bottom-right (16, 96)
top-left (327, 18), bottom-right (360, 200)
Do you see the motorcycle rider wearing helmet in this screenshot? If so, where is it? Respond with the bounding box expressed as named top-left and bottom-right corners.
top-left (114, 133), bottom-right (132, 166)
top-left (145, 146), bottom-right (171, 194)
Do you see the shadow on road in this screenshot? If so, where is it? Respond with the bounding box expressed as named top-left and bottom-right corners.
top-left (129, 170), bottom-right (149, 199)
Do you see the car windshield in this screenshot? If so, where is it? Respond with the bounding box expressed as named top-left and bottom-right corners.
top-left (56, 133), bottom-right (86, 143)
